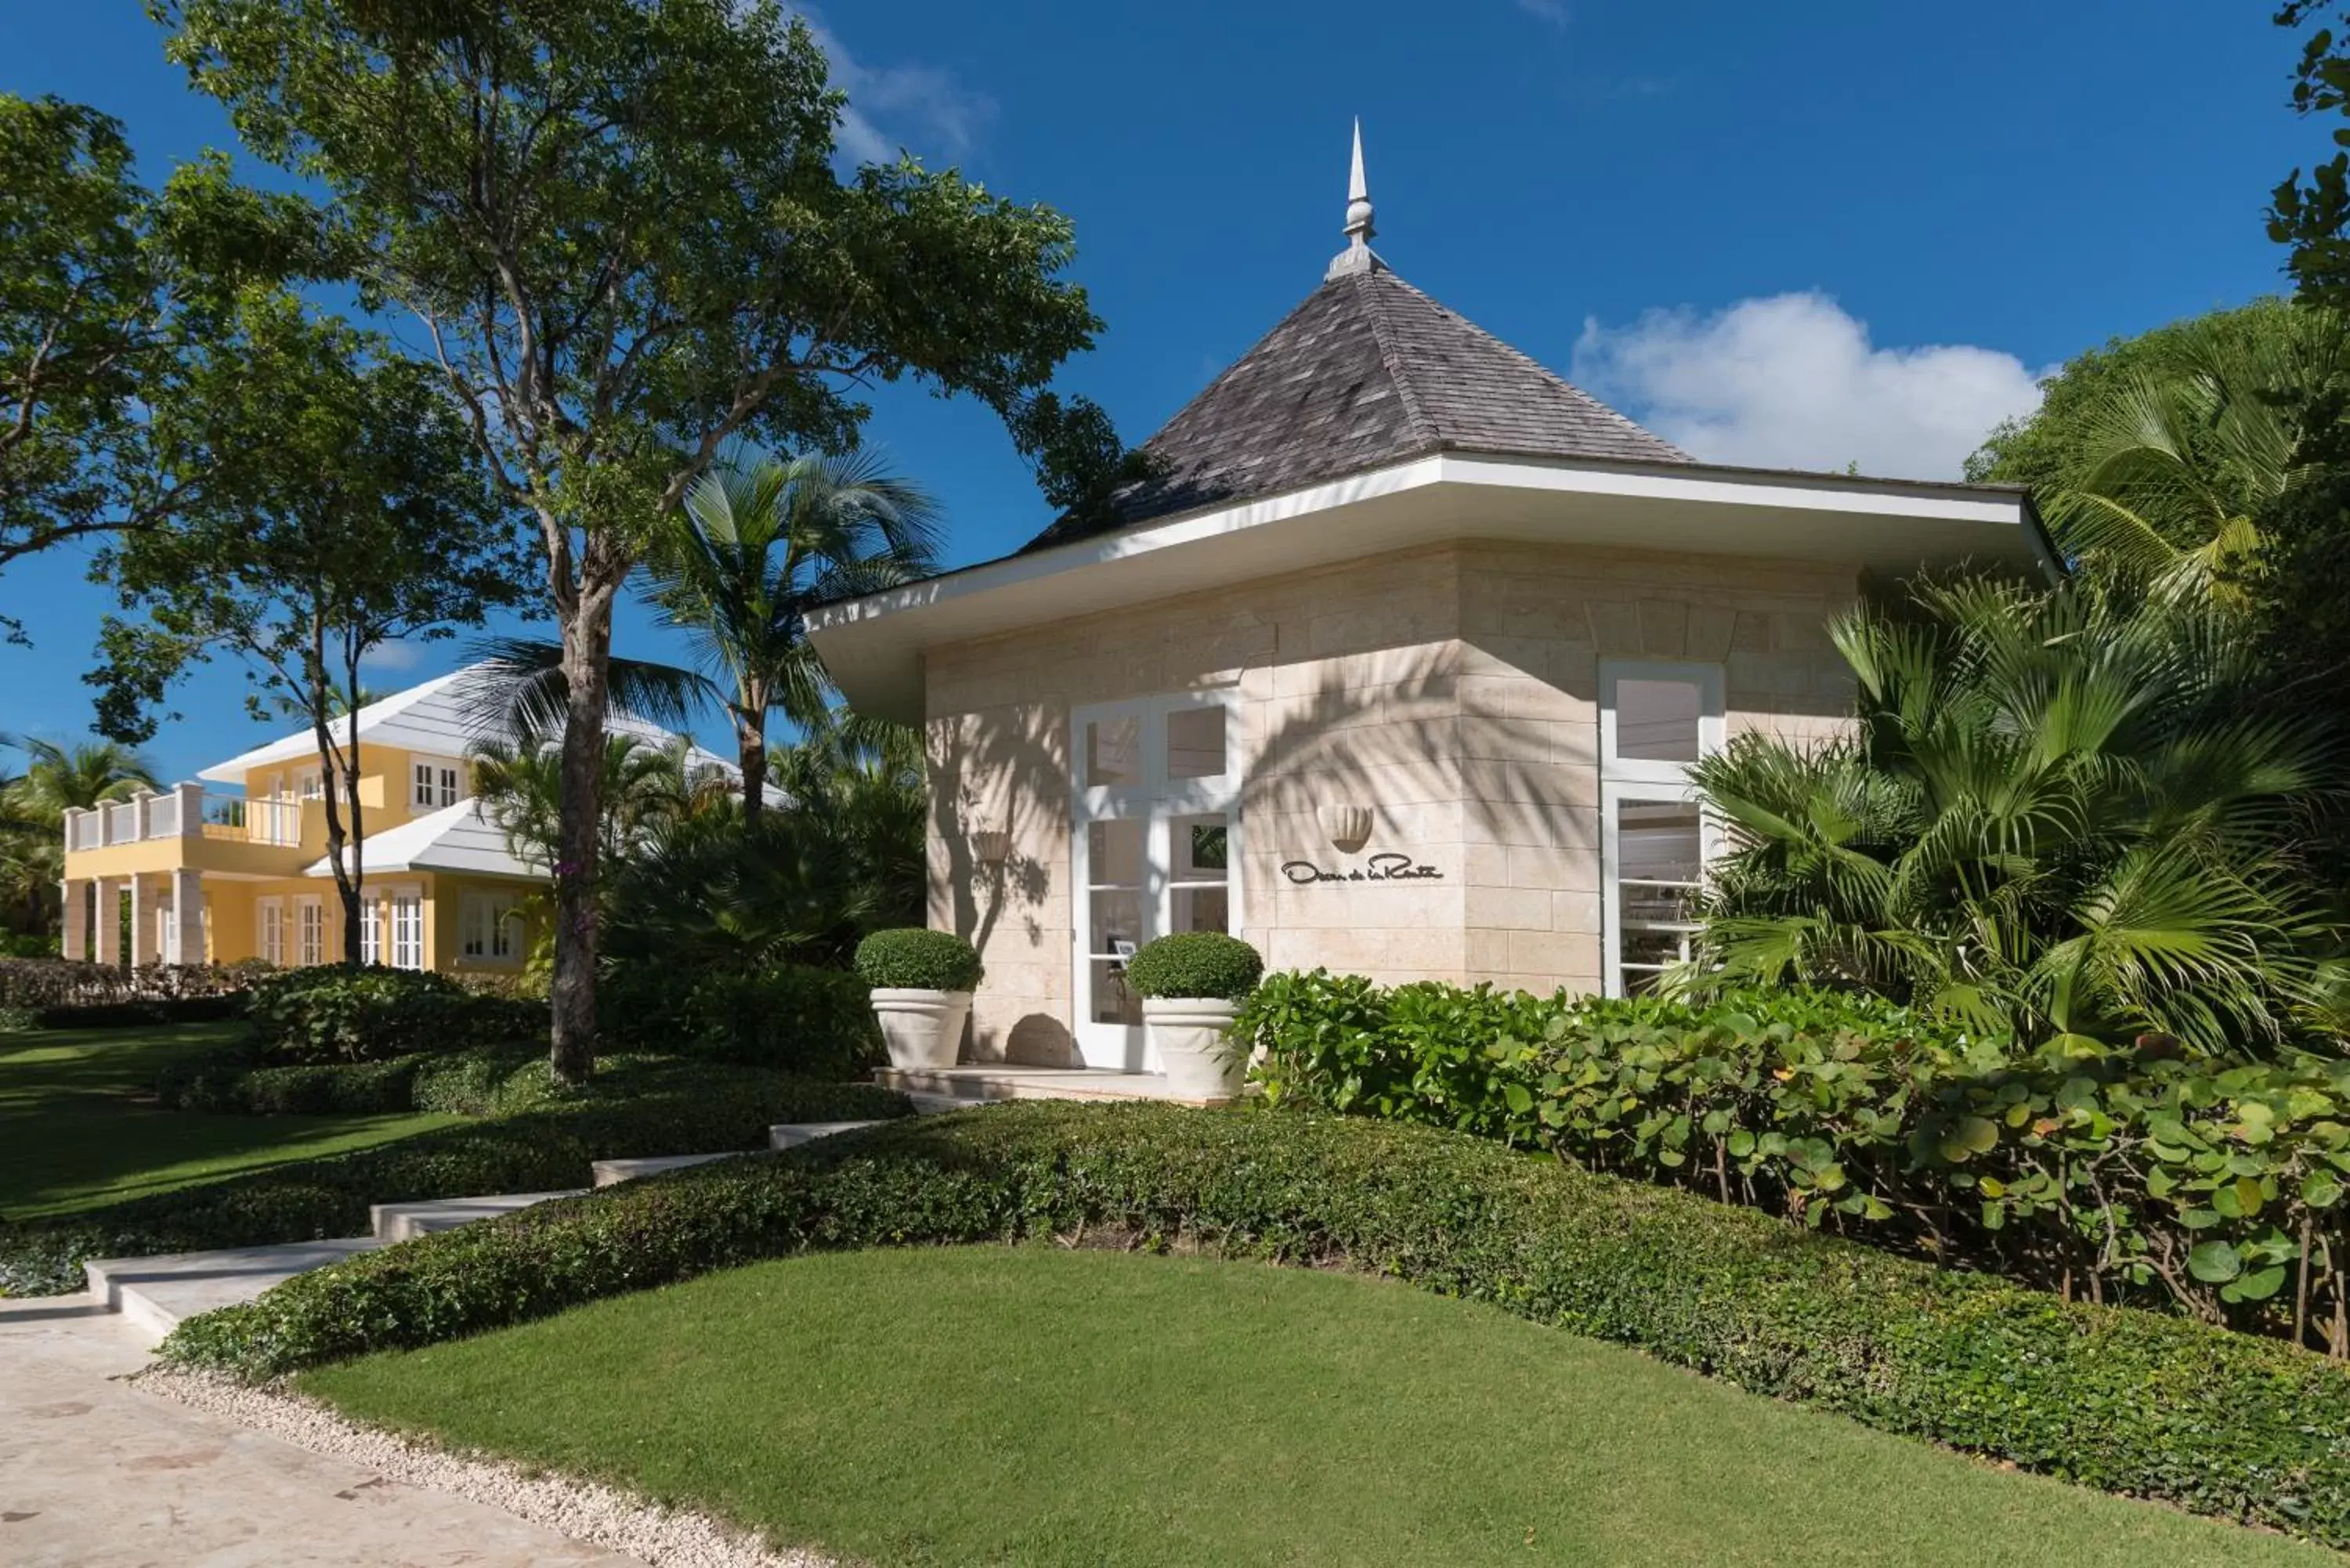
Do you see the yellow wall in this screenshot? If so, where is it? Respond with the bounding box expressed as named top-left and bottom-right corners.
top-left (201, 870), bottom-right (537, 974)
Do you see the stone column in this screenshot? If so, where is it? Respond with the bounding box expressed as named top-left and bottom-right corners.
top-left (170, 869), bottom-right (205, 966)
top-left (92, 877), bottom-right (122, 966)
top-left (175, 781), bottom-right (205, 840)
top-left (59, 880), bottom-right (87, 961)
top-left (130, 787), bottom-right (159, 840)
top-left (128, 874), bottom-right (157, 967)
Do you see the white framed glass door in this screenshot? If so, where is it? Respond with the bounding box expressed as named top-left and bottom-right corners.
top-left (1598, 659), bottom-right (1725, 997)
top-left (1071, 692), bottom-right (1242, 1070)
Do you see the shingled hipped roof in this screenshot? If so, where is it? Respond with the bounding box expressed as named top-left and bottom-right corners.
top-left (1025, 260), bottom-right (1693, 552)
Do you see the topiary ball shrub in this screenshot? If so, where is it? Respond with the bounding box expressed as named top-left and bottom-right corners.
top-left (1124, 932), bottom-right (1263, 1002)
top-left (854, 929), bottom-right (983, 993)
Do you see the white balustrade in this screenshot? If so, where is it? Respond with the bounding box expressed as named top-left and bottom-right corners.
top-left (146, 792), bottom-right (180, 838)
top-left (104, 800), bottom-right (138, 845)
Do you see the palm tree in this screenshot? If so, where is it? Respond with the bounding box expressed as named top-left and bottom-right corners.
top-left (2045, 302), bottom-right (2348, 605)
top-left (640, 449), bottom-right (938, 820)
top-left (471, 731), bottom-right (728, 873)
top-left (1686, 576), bottom-right (2342, 1055)
top-left (3, 735), bottom-right (158, 815)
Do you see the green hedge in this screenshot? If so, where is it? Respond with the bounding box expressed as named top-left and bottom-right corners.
top-left (160, 1045), bottom-right (564, 1118)
top-left (600, 963), bottom-right (880, 1079)
top-left (853, 928), bottom-right (982, 992)
top-left (1123, 932), bottom-right (1263, 1001)
top-left (1236, 970), bottom-right (2350, 1349)
top-left (31, 995), bottom-right (249, 1029)
top-left (246, 966), bottom-right (544, 1063)
top-left (0, 1060), bottom-right (913, 1295)
top-left (162, 1101), bottom-right (2350, 1547)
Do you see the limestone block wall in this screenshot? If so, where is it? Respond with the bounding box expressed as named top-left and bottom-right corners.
top-left (923, 539), bottom-right (1859, 1064)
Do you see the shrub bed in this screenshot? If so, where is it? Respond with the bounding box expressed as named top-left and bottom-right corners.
top-left (1236, 971), bottom-right (2350, 1351)
top-left (600, 963), bottom-right (880, 1079)
top-left (164, 1101), bottom-right (2350, 1547)
top-left (0, 1061), bottom-right (912, 1295)
top-left (0, 956), bottom-right (267, 1009)
top-left (247, 966), bottom-right (544, 1063)
top-left (159, 1045), bottom-right (562, 1118)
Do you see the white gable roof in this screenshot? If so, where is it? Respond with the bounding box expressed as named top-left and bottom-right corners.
top-left (302, 798), bottom-right (540, 880)
top-left (197, 663), bottom-right (732, 783)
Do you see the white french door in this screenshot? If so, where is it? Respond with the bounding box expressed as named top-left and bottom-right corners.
top-left (1071, 692), bottom-right (1242, 1071)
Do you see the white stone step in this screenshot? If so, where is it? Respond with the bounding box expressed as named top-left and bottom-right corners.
top-left (368, 1190), bottom-right (584, 1243)
top-left (768, 1119), bottom-right (884, 1150)
top-left (85, 1238), bottom-right (385, 1347)
top-left (877, 1064), bottom-right (1235, 1108)
top-left (591, 1151), bottom-right (753, 1187)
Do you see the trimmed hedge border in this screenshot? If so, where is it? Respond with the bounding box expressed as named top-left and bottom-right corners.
top-left (164, 1101), bottom-right (2350, 1547)
top-left (0, 1066), bottom-right (913, 1295)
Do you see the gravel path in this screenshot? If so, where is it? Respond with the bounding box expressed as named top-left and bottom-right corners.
top-left (139, 1365), bottom-right (836, 1568)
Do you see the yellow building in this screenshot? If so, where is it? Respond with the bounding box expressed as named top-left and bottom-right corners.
top-left (55, 667), bottom-right (717, 975)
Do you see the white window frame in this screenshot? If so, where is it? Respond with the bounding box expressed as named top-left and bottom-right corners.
top-left (1069, 688), bottom-right (1245, 1071)
top-left (295, 894), bottom-right (325, 966)
top-left (297, 768), bottom-right (324, 801)
top-left (460, 888), bottom-right (519, 964)
top-left (255, 896), bottom-right (286, 968)
top-left (410, 756), bottom-right (465, 811)
top-left (1599, 659), bottom-right (1725, 999)
top-left (388, 886), bottom-right (425, 970)
top-left (358, 892), bottom-right (381, 965)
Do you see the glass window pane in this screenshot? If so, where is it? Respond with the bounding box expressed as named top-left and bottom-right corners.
top-left (1090, 958), bottom-right (1143, 1025)
top-left (1618, 801), bottom-right (1701, 885)
top-left (1086, 716), bottom-right (1141, 787)
top-left (1172, 815), bottom-right (1228, 879)
top-left (1614, 677), bottom-right (1704, 763)
top-left (1172, 884), bottom-right (1230, 935)
top-left (1087, 818), bottom-right (1144, 886)
top-left (1622, 928), bottom-right (1694, 967)
top-left (1166, 706), bottom-right (1226, 779)
top-left (1089, 890), bottom-right (1143, 957)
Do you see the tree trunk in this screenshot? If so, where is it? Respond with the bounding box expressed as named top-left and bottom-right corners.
top-left (549, 594), bottom-right (616, 1084)
top-left (737, 710), bottom-right (766, 824)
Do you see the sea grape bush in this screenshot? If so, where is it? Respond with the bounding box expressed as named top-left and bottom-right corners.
top-left (1237, 970), bottom-right (2350, 1351)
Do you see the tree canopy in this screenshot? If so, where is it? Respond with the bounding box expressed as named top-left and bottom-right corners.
top-left (158, 0), bottom-right (1112, 1076)
top-left (0, 92), bottom-right (318, 622)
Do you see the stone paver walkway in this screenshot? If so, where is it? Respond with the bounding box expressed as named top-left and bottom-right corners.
top-left (0, 1295), bottom-right (643, 1568)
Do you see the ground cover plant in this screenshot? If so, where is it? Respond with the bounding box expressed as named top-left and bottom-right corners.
top-left (0, 1046), bottom-right (909, 1295)
top-left (300, 1245), bottom-right (2335, 1568)
top-left (0, 1022), bottom-right (460, 1225)
top-left (1238, 972), bottom-right (2350, 1351)
top-left (163, 1101), bottom-right (2350, 1547)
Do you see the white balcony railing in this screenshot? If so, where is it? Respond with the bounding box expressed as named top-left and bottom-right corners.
top-left (63, 783), bottom-right (305, 854)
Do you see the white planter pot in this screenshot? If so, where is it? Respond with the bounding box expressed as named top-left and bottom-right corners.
top-left (871, 988), bottom-right (973, 1070)
top-left (1143, 997), bottom-right (1244, 1100)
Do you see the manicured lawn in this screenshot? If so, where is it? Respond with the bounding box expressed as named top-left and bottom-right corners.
top-left (0, 1024), bottom-right (458, 1219)
top-left (300, 1246), bottom-right (2332, 1568)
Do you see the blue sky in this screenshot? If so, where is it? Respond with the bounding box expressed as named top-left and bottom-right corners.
top-left (0, 0), bottom-right (2319, 783)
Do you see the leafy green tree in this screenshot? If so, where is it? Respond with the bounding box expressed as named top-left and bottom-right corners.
top-left (1686, 576), bottom-right (2342, 1055)
top-left (86, 291), bottom-right (526, 962)
top-left (161, 0), bottom-right (1105, 1078)
top-left (0, 93), bottom-right (316, 627)
top-left (472, 731), bottom-right (729, 875)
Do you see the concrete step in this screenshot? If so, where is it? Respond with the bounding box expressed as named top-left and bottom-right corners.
top-left (768, 1119), bottom-right (884, 1150)
top-left (369, 1190), bottom-right (584, 1243)
top-left (85, 1237), bottom-right (385, 1347)
top-left (591, 1151), bottom-right (754, 1188)
top-left (877, 1064), bottom-right (1234, 1109)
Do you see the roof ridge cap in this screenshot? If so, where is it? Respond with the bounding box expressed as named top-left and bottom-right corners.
top-left (1372, 272), bottom-right (1694, 461)
top-left (1355, 271), bottom-right (1439, 447)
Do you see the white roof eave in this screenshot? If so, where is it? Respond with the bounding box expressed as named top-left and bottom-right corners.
top-left (804, 452), bottom-right (2056, 724)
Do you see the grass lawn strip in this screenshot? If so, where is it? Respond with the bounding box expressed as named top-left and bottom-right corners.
top-left (299, 1245), bottom-right (2334, 1568)
top-left (0, 1024), bottom-right (459, 1219)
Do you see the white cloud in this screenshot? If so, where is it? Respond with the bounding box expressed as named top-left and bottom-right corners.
top-left (794, 13), bottom-right (996, 166)
top-left (1570, 291), bottom-right (2049, 480)
top-left (1515, 0), bottom-right (1570, 30)
top-left (359, 639), bottom-right (426, 674)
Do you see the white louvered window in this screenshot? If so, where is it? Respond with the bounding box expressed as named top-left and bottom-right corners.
top-left (461, 890), bottom-right (519, 963)
top-left (256, 898), bottom-right (285, 967)
top-left (389, 890), bottom-right (424, 970)
top-left (295, 897), bottom-right (325, 966)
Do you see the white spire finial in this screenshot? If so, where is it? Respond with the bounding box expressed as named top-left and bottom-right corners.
top-left (1328, 117), bottom-right (1383, 280)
